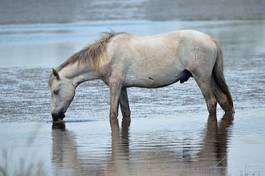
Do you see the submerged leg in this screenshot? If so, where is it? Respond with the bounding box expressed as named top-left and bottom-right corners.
top-left (109, 80), bottom-right (122, 128)
top-left (194, 76), bottom-right (217, 116)
top-left (119, 88), bottom-right (131, 127)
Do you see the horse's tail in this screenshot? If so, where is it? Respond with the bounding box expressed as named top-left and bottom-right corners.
top-left (212, 40), bottom-right (234, 113)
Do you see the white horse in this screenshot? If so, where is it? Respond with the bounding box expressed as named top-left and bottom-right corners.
top-left (48, 31), bottom-right (234, 128)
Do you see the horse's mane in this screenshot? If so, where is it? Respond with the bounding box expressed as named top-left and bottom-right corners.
top-left (57, 32), bottom-right (123, 72)
top-left (48, 32), bottom-right (124, 87)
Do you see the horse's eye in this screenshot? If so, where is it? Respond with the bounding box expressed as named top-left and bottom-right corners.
top-left (53, 90), bottom-right (59, 95)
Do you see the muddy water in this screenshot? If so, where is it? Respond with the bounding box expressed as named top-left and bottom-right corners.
top-left (0, 20), bottom-right (265, 175)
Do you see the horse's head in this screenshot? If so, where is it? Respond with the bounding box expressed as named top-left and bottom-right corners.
top-left (48, 69), bottom-right (75, 122)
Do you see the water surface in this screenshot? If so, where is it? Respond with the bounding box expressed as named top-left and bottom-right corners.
top-left (0, 20), bottom-right (265, 175)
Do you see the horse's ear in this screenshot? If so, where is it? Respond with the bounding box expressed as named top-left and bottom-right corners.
top-left (52, 68), bottom-right (60, 80)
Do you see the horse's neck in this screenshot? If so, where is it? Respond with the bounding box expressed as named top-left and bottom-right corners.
top-left (59, 62), bottom-right (100, 87)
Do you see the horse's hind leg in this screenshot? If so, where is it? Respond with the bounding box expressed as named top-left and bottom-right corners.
top-left (119, 87), bottom-right (131, 127)
top-left (193, 74), bottom-right (217, 116)
top-left (211, 78), bottom-right (233, 114)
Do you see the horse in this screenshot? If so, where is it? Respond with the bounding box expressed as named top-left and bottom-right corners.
top-left (48, 31), bottom-right (234, 128)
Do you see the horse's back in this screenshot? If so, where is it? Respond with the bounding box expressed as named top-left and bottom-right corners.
top-left (125, 30), bottom-right (214, 44)
top-left (110, 30), bottom-right (216, 60)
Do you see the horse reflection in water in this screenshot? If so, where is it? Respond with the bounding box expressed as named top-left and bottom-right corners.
top-left (51, 123), bottom-right (82, 176)
top-left (51, 114), bottom-right (233, 176)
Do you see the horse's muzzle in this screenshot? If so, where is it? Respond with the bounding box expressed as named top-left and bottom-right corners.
top-left (52, 112), bottom-right (65, 121)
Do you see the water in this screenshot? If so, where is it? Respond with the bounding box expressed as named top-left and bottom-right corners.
top-left (1, 0), bottom-right (264, 23)
top-left (0, 20), bottom-right (265, 175)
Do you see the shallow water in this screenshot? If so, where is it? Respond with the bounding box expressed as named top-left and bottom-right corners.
top-left (0, 20), bottom-right (265, 175)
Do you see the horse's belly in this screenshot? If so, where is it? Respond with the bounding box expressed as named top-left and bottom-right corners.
top-left (121, 37), bottom-right (184, 87)
top-left (125, 68), bottom-right (183, 88)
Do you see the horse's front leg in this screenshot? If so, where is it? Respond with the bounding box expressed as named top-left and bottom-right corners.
top-left (109, 80), bottom-right (122, 128)
top-left (119, 87), bottom-right (131, 127)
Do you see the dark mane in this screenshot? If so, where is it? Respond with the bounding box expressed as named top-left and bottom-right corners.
top-left (57, 32), bottom-right (124, 71)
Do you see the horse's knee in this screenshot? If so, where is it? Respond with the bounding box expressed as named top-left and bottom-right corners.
top-left (110, 111), bottom-right (118, 120)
